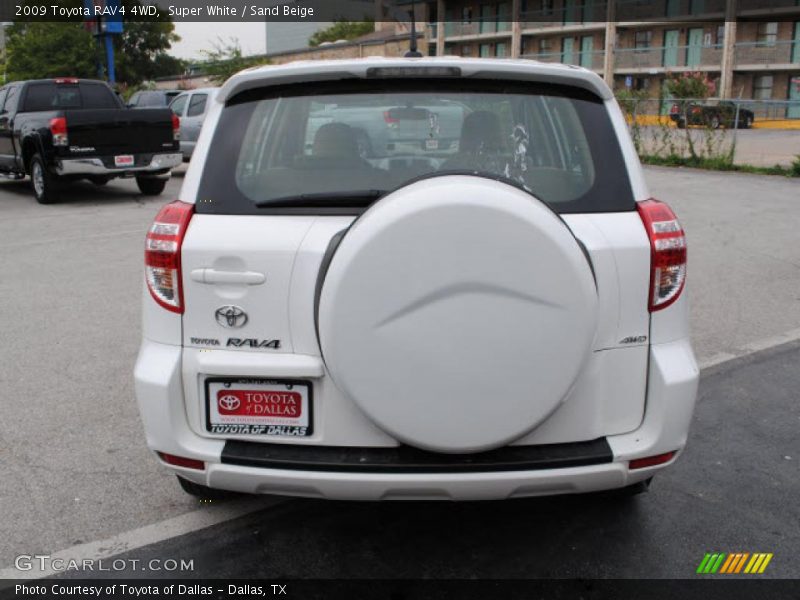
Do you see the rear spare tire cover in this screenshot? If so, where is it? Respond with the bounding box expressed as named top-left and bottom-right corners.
top-left (318, 175), bottom-right (597, 453)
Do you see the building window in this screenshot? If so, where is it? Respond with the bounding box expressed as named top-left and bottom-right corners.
top-left (462, 7), bottom-right (473, 23)
top-left (496, 42), bottom-right (508, 57)
top-left (461, 45), bottom-right (472, 57)
top-left (479, 43), bottom-right (492, 58)
top-left (634, 31), bottom-right (653, 52)
top-left (539, 38), bottom-right (551, 53)
top-left (541, 0), bottom-right (554, 15)
top-left (754, 75), bottom-right (774, 99)
top-left (756, 22), bottom-right (778, 47)
top-left (716, 25), bottom-right (725, 45)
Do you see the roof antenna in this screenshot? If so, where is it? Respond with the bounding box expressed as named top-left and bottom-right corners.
top-left (404, 0), bottom-right (423, 57)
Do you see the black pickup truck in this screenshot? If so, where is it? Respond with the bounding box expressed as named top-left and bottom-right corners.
top-left (0, 78), bottom-right (182, 204)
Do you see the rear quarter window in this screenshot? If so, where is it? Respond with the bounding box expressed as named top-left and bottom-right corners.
top-left (197, 79), bottom-right (634, 215)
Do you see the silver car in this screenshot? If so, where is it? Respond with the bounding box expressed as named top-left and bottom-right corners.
top-left (169, 87), bottom-right (219, 161)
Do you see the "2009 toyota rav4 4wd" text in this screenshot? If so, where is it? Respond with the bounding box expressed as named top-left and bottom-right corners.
top-left (134, 57), bottom-right (698, 501)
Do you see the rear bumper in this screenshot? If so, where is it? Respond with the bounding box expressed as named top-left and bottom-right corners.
top-left (134, 338), bottom-right (698, 501)
top-left (55, 153), bottom-right (182, 177)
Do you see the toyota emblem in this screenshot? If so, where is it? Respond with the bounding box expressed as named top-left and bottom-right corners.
top-left (218, 394), bottom-right (240, 411)
top-left (215, 305), bottom-right (248, 328)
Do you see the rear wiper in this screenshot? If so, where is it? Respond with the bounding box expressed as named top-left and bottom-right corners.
top-left (255, 190), bottom-right (387, 208)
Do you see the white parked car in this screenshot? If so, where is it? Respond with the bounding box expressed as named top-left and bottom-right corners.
top-left (135, 58), bottom-right (698, 501)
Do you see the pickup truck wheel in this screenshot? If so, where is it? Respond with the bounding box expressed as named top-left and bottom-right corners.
top-left (30, 153), bottom-right (60, 204)
top-left (136, 176), bottom-right (167, 196)
top-left (176, 476), bottom-right (243, 501)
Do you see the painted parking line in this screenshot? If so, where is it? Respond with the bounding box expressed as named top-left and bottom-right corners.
top-left (0, 497), bottom-right (284, 582)
top-left (697, 326), bottom-right (800, 370)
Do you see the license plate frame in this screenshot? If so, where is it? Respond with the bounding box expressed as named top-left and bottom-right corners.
top-left (204, 377), bottom-right (313, 437)
top-left (114, 154), bottom-right (135, 167)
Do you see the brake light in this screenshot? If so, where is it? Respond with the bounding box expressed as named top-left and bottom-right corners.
top-left (145, 201), bottom-right (194, 313)
top-left (157, 452), bottom-right (205, 470)
top-left (172, 114), bottom-right (180, 141)
top-left (637, 199), bottom-right (687, 312)
top-left (54, 77), bottom-right (79, 84)
top-left (49, 117), bottom-right (68, 147)
top-left (629, 451), bottom-right (676, 470)
top-left (383, 110), bottom-right (399, 125)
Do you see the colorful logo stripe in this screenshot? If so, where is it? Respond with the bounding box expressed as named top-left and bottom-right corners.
top-left (697, 552), bottom-right (773, 574)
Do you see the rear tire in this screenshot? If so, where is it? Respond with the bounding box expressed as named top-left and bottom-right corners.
top-left (177, 476), bottom-right (243, 501)
top-left (136, 176), bottom-right (167, 196)
top-left (30, 153), bottom-right (60, 204)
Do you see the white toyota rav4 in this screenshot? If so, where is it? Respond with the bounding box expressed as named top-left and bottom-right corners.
top-left (134, 57), bottom-right (699, 501)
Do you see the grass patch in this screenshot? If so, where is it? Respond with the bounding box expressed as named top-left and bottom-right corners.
top-left (641, 154), bottom-right (800, 178)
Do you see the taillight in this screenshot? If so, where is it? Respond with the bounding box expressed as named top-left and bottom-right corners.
top-left (172, 114), bottom-right (180, 141)
top-left (54, 77), bottom-right (79, 84)
top-left (145, 201), bottom-right (194, 313)
top-left (637, 199), bottom-right (687, 312)
top-left (383, 110), bottom-right (399, 126)
top-left (49, 117), bottom-right (68, 147)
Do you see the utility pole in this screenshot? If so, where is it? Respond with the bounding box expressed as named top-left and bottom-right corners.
top-left (83, 0), bottom-right (123, 85)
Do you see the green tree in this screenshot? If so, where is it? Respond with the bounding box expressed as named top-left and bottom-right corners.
top-left (113, 1), bottom-right (182, 85)
top-left (308, 20), bottom-right (374, 47)
top-left (665, 71), bottom-right (715, 161)
top-left (5, 22), bottom-right (98, 81)
top-left (200, 38), bottom-right (268, 85)
top-left (5, 0), bottom-right (180, 86)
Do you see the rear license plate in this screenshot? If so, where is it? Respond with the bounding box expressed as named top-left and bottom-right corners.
top-left (114, 154), bottom-right (134, 167)
top-left (205, 378), bottom-right (312, 437)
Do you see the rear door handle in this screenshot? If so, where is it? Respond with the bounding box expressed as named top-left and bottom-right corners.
top-left (190, 268), bottom-right (266, 285)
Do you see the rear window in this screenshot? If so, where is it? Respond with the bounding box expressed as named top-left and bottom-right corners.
top-left (197, 80), bottom-right (634, 215)
top-left (137, 92), bottom-right (169, 107)
top-left (23, 82), bottom-right (120, 111)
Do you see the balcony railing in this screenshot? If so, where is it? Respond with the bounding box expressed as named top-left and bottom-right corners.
top-left (441, 18), bottom-right (512, 38)
top-left (613, 0), bottom-right (726, 20)
top-left (521, 50), bottom-right (606, 70)
top-left (737, 0), bottom-right (800, 11)
top-left (733, 40), bottom-right (800, 67)
top-left (614, 44), bottom-right (723, 70)
top-left (520, 1), bottom-right (607, 29)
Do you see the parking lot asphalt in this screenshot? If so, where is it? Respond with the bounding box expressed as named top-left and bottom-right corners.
top-left (0, 166), bottom-right (799, 575)
top-left (58, 340), bottom-right (800, 579)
